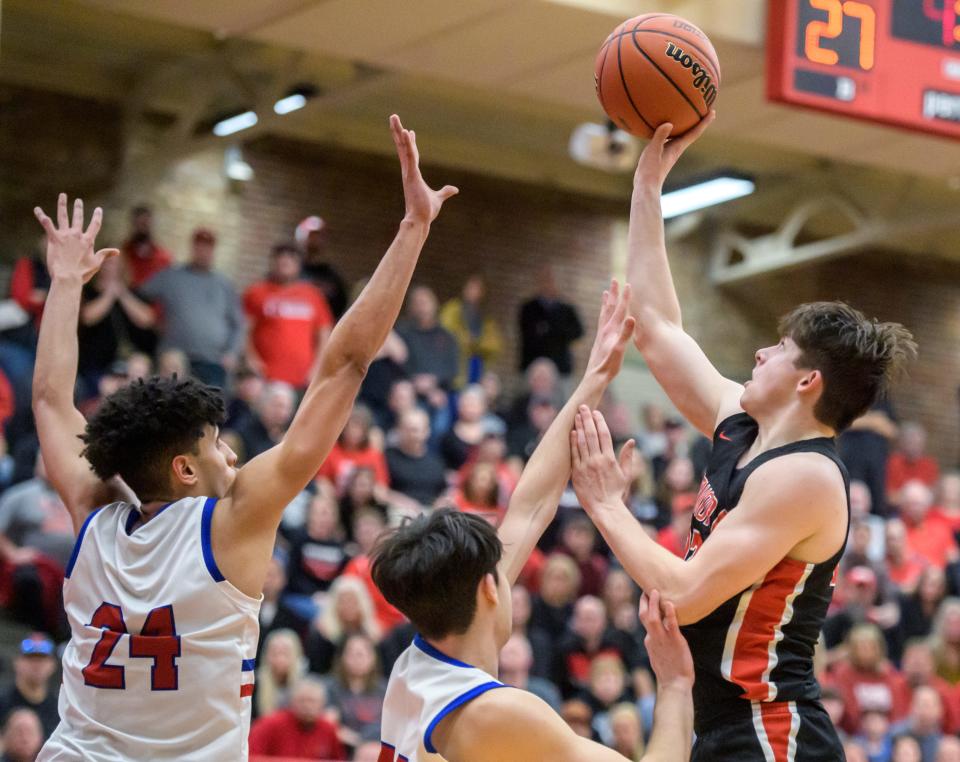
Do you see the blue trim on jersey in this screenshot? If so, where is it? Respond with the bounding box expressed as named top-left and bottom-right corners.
top-left (241, 658), bottom-right (256, 672)
top-left (200, 497), bottom-right (225, 582)
top-left (413, 634), bottom-right (474, 669)
top-left (423, 681), bottom-right (506, 754)
top-left (125, 502), bottom-right (174, 535)
top-left (65, 507), bottom-right (104, 579)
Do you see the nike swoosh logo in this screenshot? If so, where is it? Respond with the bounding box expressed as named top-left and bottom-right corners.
top-left (718, 432), bottom-right (732, 441)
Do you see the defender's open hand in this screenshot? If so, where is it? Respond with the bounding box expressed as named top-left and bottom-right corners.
top-left (34, 194), bottom-right (118, 283)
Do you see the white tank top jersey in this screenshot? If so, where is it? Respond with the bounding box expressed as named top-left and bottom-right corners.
top-left (39, 496), bottom-right (262, 762)
top-left (379, 635), bottom-right (506, 762)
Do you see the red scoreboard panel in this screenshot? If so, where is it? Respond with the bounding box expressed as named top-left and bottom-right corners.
top-left (767, 0), bottom-right (960, 139)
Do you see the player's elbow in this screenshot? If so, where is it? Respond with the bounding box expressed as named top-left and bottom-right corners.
top-left (672, 591), bottom-right (716, 626)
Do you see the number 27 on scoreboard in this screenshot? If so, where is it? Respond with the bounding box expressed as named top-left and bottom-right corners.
top-left (804, 0), bottom-right (877, 70)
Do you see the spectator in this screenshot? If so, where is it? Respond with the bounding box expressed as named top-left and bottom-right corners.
top-left (385, 409), bottom-right (446, 508)
top-left (284, 492), bottom-right (350, 616)
top-left (901, 480), bottom-right (958, 570)
top-left (887, 518), bottom-right (928, 594)
top-left (230, 381), bottom-right (295, 463)
top-left (499, 633), bottom-right (561, 711)
top-left (155, 347), bottom-right (190, 379)
top-left (603, 570), bottom-right (640, 639)
top-left (357, 329), bottom-right (408, 431)
top-left (0, 707), bottom-right (43, 762)
top-left (889, 423), bottom-right (940, 507)
top-left (307, 576), bottom-right (382, 675)
top-left (848, 479), bottom-right (887, 564)
top-left (243, 242), bottom-right (333, 388)
top-left (609, 702), bottom-right (645, 762)
top-left (10, 239), bottom-right (49, 331)
top-left (554, 514), bottom-right (608, 598)
top-left (510, 585), bottom-right (553, 680)
top-left (559, 698), bottom-right (595, 740)
top-left (339, 467), bottom-right (389, 541)
top-left (824, 566), bottom-right (899, 656)
top-left (257, 555), bottom-right (309, 660)
top-left (831, 624), bottom-right (912, 734)
top-left (939, 737), bottom-right (960, 761)
top-left (396, 286), bottom-right (459, 396)
top-left (76, 254), bottom-right (156, 392)
top-left (932, 472), bottom-right (960, 536)
top-left (839, 399), bottom-right (899, 517)
top-left (0, 452), bottom-right (73, 569)
top-left (439, 275), bottom-right (503, 388)
top-left (224, 364), bottom-right (263, 431)
top-left (297, 215), bottom-right (348, 320)
top-left (506, 398), bottom-right (558, 463)
top-left (518, 265), bottom-right (584, 380)
top-left (931, 599), bottom-right (960, 684)
top-left (440, 385), bottom-right (494, 470)
top-left (317, 405), bottom-right (388, 496)
top-left (892, 735), bottom-right (923, 762)
top-left (896, 568), bottom-right (948, 652)
top-left (901, 639), bottom-right (960, 734)
top-left (0, 634), bottom-right (59, 739)
top-left (580, 655), bottom-right (633, 746)
top-left (325, 633), bottom-right (387, 750)
top-left (140, 227), bottom-right (243, 387)
top-left (353, 741), bottom-right (383, 762)
top-left (854, 710), bottom-right (893, 762)
top-left (342, 510), bottom-right (404, 634)
top-left (120, 205), bottom-right (172, 288)
top-left (844, 740), bottom-right (870, 762)
top-left (893, 685), bottom-right (944, 762)
top-left (531, 554), bottom-right (581, 642)
top-left (451, 462), bottom-right (504, 526)
top-left (656, 493), bottom-right (695, 559)
top-left (505, 358), bottom-right (562, 429)
top-left (254, 629), bottom-right (306, 719)
top-left (553, 596), bottom-right (644, 699)
top-left (248, 676), bottom-right (346, 760)
top-left (654, 456), bottom-right (697, 530)
top-left (651, 419), bottom-right (691, 483)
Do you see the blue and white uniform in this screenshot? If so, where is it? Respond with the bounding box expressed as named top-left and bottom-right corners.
top-left (379, 635), bottom-right (505, 761)
top-left (39, 497), bottom-right (261, 761)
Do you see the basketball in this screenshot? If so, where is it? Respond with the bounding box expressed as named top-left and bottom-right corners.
top-left (594, 14), bottom-right (721, 139)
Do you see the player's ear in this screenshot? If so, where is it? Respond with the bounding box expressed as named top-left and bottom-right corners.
top-left (171, 454), bottom-right (198, 486)
top-left (797, 368), bottom-right (823, 398)
top-left (479, 573), bottom-right (498, 606)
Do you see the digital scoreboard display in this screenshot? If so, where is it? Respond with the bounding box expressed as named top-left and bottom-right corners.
top-left (767, 0), bottom-right (960, 139)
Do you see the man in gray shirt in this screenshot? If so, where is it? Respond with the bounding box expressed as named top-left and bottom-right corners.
top-left (140, 227), bottom-right (244, 387)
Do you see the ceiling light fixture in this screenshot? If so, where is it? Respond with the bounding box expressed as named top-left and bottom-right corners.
top-left (212, 110), bottom-right (258, 137)
top-left (661, 173), bottom-right (756, 219)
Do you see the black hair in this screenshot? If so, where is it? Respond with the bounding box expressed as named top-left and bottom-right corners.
top-left (271, 242), bottom-right (301, 257)
top-left (371, 509), bottom-right (502, 640)
top-left (81, 376), bottom-right (225, 500)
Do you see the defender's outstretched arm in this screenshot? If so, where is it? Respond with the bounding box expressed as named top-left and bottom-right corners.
top-left (627, 116), bottom-right (743, 437)
top-left (33, 196), bottom-right (132, 530)
top-left (498, 281), bottom-right (635, 585)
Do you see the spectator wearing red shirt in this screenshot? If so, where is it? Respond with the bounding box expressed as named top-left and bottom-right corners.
top-left (10, 250), bottom-right (49, 329)
top-left (249, 677), bottom-right (346, 760)
top-left (657, 493), bottom-right (696, 559)
top-left (930, 472), bottom-right (960, 536)
top-left (244, 243), bottom-right (333, 388)
top-left (341, 510), bottom-right (404, 633)
top-left (450, 462), bottom-right (504, 526)
top-left (885, 518), bottom-right (927, 594)
top-left (888, 422), bottom-right (940, 506)
top-left (901, 639), bottom-right (960, 733)
top-left (901, 480), bottom-right (958, 569)
top-left (316, 404), bottom-right (388, 495)
top-left (120, 206), bottom-right (173, 288)
top-left (829, 623), bottom-right (912, 734)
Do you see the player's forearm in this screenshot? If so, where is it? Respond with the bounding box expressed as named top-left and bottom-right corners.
top-left (641, 681), bottom-right (693, 762)
top-left (500, 369), bottom-right (609, 583)
top-left (33, 275), bottom-right (83, 408)
top-left (627, 183), bottom-right (683, 335)
top-left (589, 498), bottom-right (692, 613)
top-left (317, 219), bottom-right (429, 379)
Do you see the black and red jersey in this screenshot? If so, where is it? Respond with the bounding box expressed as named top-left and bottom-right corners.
top-left (681, 413), bottom-right (849, 734)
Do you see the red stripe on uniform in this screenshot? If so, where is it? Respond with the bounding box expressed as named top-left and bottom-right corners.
top-left (729, 558), bottom-right (808, 700)
top-left (240, 684), bottom-right (254, 698)
top-left (759, 703), bottom-right (794, 762)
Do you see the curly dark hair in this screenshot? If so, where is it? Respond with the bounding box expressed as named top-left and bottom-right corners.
top-left (81, 376), bottom-right (225, 500)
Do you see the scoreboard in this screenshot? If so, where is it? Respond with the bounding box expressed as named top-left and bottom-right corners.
top-left (767, 0), bottom-right (960, 139)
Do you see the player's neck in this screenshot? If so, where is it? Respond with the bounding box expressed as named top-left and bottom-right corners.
top-left (752, 406), bottom-right (835, 452)
top-left (427, 628), bottom-right (499, 678)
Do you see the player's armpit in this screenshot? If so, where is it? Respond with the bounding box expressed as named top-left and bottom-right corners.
top-left (677, 453), bottom-right (847, 624)
top-left (437, 688), bottom-right (629, 762)
top-left (633, 317), bottom-right (743, 438)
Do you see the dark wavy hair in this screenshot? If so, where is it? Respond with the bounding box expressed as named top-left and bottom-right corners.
top-left (371, 509), bottom-right (502, 639)
top-left (80, 376), bottom-right (225, 500)
top-left (779, 302), bottom-right (917, 431)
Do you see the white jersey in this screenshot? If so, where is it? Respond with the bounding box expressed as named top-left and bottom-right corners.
top-left (379, 635), bottom-right (505, 762)
top-left (39, 496), bottom-right (261, 762)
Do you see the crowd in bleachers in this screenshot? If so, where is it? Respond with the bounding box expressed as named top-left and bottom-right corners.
top-left (0, 205), bottom-right (955, 762)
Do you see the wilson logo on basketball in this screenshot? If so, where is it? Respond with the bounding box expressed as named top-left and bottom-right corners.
top-left (665, 42), bottom-right (718, 107)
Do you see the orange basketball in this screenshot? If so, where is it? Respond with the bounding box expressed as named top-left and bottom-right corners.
top-left (594, 14), bottom-right (721, 139)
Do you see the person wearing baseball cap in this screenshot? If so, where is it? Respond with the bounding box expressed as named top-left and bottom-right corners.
top-left (0, 634), bottom-right (59, 740)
